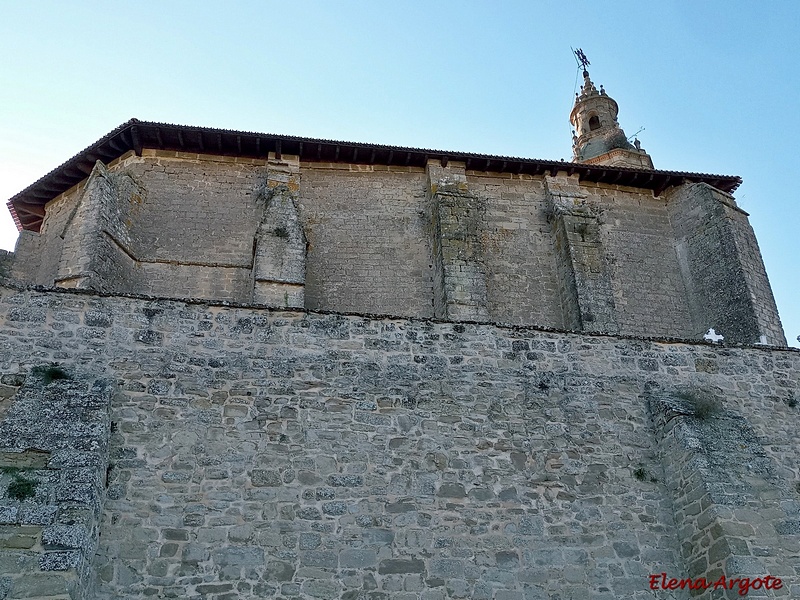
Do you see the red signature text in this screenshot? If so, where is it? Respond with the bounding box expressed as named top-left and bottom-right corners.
top-left (648, 573), bottom-right (782, 596)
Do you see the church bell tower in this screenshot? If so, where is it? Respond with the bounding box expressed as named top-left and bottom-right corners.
top-left (569, 52), bottom-right (654, 169)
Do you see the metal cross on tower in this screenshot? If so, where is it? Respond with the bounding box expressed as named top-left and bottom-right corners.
top-left (573, 48), bottom-right (590, 76)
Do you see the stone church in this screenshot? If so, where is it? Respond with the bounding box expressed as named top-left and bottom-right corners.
top-left (0, 67), bottom-right (796, 599)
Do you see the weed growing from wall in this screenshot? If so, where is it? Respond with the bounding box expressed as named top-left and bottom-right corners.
top-left (633, 465), bottom-right (659, 483)
top-left (676, 389), bottom-right (721, 420)
top-left (30, 364), bottom-right (70, 385)
top-left (2, 468), bottom-right (38, 501)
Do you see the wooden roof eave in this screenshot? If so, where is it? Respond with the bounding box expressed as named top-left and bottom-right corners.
top-left (5, 119), bottom-right (744, 233)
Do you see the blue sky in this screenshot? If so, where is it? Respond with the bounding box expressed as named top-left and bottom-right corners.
top-left (1, 1), bottom-right (797, 345)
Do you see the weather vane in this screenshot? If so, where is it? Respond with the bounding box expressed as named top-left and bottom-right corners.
top-left (573, 48), bottom-right (590, 75)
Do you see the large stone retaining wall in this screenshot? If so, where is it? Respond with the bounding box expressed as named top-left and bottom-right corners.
top-left (0, 284), bottom-right (797, 599)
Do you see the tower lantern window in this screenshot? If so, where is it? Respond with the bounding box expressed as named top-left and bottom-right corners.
top-left (589, 115), bottom-right (601, 131)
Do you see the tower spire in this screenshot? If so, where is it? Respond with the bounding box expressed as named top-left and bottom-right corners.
top-left (568, 54), bottom-right (653, 169)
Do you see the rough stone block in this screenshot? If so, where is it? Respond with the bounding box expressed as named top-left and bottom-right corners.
top-left (6, 572), bottom-right (73, 598)
top-left (251, 469), bottom-right (282, 487)
top-left (301, 550), bottom-right (338, 569)
top-left (339, 548), bottom-right (377, 568)
top-left (39, 550), bottom-right (81, 571)
top-left (328, 474), bottom-right (363, 487)
top-left (41, 525), bottom-right (90, 552)
top-left (212, 545), bottom-right (264, 567)
top-left (378, 558), bottom-right (426, 574)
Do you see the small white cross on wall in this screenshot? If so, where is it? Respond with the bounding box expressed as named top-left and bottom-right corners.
top-left (703, 328), bottom-right (724, 343)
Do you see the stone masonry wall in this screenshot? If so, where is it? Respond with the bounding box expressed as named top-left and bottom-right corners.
top-left (299, 164), bottom-right (433, 318)
top-left (650, 389), bottom-right (799, 599)
top-left (0, 250), bottom-right (12, 281)
top-left (12, 156), bottom-right (786, 343)
top-left (112, 151), bottom-right (268, 302)
top-left (592, 183), bottom-right (695, 339)
top-left (428, 162), bottom-right (489, 322)
top-left (665, 184), bottom-right (786, 346)
top-left (120, 151), bottom-right (266, 268)
top-left (6, 232), bottom-right (42, 286)
top-left (54, 161), bottom-right (142, 293)
top-left (545, 175), bottom-right (618, 335)
top-left (0, 369), bottom-right (112, 600)
top-left (28, 185), bottom-right (84, 287)
top-left (723, 198), bottom-right (786, 346)
top-left (0, 283), bottom-right (797, 599)
top-left (468, 174), bottom-right (563, 329)
top-left (133, 262), bottom-right (253, 302)
top-left (253, 157), bottom-right (306, 308)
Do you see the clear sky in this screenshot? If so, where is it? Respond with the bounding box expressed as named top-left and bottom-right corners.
top-left (1, 1), bottom-right (797, 345)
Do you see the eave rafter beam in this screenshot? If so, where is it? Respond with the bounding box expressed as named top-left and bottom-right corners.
top-left (13, 201), bottom-right (46, 217)
top-left (76, 162), bottom-right (94, 175)
top-left (38, 184), bottom-right (65, 195)
top-left (108, 137), bottom-right (125, 152)
top-left (130, 126), bottom-right (142, 156)
top-left (653, 175), bottom-right (682, 198)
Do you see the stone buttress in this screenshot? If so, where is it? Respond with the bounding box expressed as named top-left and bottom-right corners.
top-left (252, 154), bottom-right (307, 308)
top-left (545, 173), bottom-right (618, 334)
top-left (666, 183), bottom-right (786, 346)
top-left (53, 161), bottom-right (140, 292)
top-left (650, 388), bottom-right (799, 598)
top-left (427, 160), bottom-right (489, 321)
